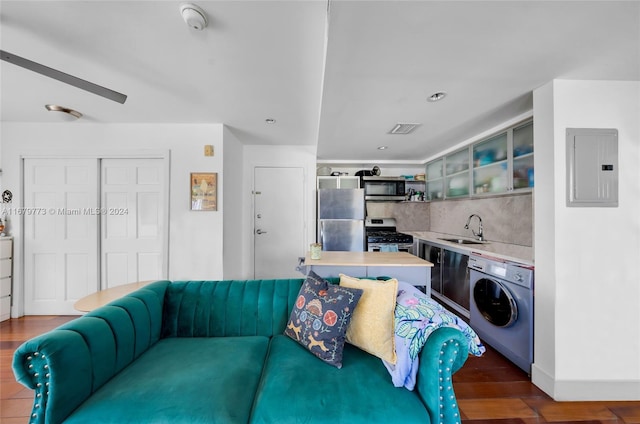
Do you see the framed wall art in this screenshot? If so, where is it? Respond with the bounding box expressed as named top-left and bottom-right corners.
top-left (191, 172), bottom-right (217, 211)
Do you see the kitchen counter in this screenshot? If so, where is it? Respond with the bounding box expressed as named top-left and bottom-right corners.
top-left (301, 251), bottom-right (433, 292)
top-left (304, 251), bottom-right (433, 267)
top-left (407, 231), bottom-right (534, 265)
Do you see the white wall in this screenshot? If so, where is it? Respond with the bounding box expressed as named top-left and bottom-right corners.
top-left (222, 126), bottom-right (244, 279)
top-left (242, 145), bottom-right (317, 279)
top-left (533, 80), bottom-right (640, 400)
top-left (1, 123), bottom-right (225, 316)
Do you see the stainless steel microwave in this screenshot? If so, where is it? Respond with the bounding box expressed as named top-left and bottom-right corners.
top-left (362, 177), bottom-right (406, 201)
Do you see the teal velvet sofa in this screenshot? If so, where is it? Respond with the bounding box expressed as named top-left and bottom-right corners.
top-left (13, 279), bottom-right (469, 424)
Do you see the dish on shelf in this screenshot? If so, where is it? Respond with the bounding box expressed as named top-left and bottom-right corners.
top-left (448, 188), bottom-right (468, 196)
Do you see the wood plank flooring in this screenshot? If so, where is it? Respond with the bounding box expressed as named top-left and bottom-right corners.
top-left (2, 315), bottom-right (640, 423)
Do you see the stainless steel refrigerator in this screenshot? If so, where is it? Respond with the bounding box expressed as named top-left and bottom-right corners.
top-left (317, 189), bottom-right (365, 251)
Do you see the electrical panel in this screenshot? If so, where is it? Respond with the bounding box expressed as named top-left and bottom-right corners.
top-left (566, 128), bottom-right (618, 207)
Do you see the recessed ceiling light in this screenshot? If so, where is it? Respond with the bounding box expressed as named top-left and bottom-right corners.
top-left (427, 91), bottom-right (447, 102)
top-left (377, 146), bottom-right (388, 150)
top-left (45, 104), bottom-right (82, 120)
top-left (265, 118), bottom-right (276, 124)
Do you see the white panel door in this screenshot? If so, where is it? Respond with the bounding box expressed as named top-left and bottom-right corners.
top-left (254, 167), bottom-right (305, 279)
top-left (101, 159), bottom-right (166, 288)
top-left (24, 159), bottom-right (99, 315)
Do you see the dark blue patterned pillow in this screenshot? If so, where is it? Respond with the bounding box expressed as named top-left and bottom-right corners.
top-left (284, 271), bottom-right (363, 368)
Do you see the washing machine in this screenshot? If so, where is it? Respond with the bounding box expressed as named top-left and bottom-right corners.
top-left (468, 254), bottom-right (534, 374)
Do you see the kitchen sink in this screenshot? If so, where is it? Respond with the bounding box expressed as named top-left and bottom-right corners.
top-left (438, 237), bottom-right (485, 245)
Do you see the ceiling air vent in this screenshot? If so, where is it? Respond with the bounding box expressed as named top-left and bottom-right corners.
top-left (388, 123), bottom-right (421, 134)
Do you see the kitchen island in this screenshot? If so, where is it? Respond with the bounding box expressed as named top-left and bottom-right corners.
top-left (300, 251), bottom-right (433, 294)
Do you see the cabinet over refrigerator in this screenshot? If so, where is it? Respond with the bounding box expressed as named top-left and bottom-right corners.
top-left (317, 189), bottom-right (365, 251)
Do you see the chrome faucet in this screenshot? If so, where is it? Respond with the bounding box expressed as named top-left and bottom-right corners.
top-left (465, 214), bottom-right (484, 241)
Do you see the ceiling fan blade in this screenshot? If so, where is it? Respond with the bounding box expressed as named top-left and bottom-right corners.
top-left (1, 50), bottom-right (127, 104)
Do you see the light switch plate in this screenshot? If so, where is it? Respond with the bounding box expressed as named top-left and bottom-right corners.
top-left (204, 145), bottom-right (214, 156)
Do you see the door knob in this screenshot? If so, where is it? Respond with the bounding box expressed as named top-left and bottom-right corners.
top-left (256, 229), bottom-right (267, 235)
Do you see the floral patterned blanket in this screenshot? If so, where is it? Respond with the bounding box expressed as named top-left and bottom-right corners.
top-left (383, 281), bottom-right (485, 390)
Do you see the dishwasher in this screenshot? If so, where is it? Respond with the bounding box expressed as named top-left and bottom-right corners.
top-left (418, 240), bottom-right (470, 318)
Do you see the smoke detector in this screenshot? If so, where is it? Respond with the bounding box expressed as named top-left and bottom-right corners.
top-left (180, 3), bottom-right (208, 30)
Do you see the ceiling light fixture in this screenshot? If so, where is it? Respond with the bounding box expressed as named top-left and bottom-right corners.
top-left (265, 118), bottom-right (276, 124)
top-left (427, 91), bottom-right (447, 102)
top-left (377, 146), bottom-right (388, 150)
top-left (45, 104), bottom-right (82, 120)
top-left (180, 3), bottom-right (208, 30)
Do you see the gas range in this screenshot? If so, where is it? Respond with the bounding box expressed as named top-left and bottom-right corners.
top-left (365, 218), bottom-right (414, 253)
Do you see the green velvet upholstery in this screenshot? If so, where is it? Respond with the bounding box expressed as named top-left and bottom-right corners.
top-left (161, 280), bottom-right (302, 338)
top-left (13, 279), bottom-right (469, 424)
top-left (64, 337), bottom-right (270, 424)
top-left (416, 326), bottom-right (469, 424)
top-left (251, 335), bottom-right (431, 423)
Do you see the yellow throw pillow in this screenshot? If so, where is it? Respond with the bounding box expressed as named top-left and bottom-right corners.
top-left (339, 274), bottom-right (397, 364)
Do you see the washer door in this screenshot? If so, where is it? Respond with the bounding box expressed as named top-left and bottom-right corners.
top-left (473, 277), bottom-right (518, 327)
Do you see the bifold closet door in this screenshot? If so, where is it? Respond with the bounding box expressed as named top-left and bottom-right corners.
top-left (101, 158), bottom-right (166, 289)
top-left (23, 158), bottom-right (100, 315)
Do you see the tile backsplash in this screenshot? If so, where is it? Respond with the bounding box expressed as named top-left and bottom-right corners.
top-left (430, 193), bottom-right (533, 246)
top-left (374, 193), bottom-right (533, 247)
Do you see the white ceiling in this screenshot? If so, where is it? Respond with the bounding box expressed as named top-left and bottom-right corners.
top-left (1, 1), bottom-right (639, 163)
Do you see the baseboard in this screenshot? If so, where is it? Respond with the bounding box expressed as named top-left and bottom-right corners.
top-left (532, 364), bottom-right (640, 400)
top-left (531, 364), bottom-right (555, 397)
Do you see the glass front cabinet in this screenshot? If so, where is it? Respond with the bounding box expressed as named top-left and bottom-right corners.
top-left (512, 121), bottom-right (534, 190)
top-left (445, 148), bottom-right (470, 198)
top-left (425, 120), bottom-right (533, 200)
top-left (425, 159), bottom-right (444, 200)
top-left (472, 132), bottom-right (508, 195)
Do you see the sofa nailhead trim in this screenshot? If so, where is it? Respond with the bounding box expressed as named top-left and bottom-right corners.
top-left (27, 350), bottom-right (51, 424)
top-left (437, 338), bottom-right (461, 424)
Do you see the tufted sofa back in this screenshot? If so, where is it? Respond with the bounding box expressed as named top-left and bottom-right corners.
top-left (161, 279), bottom-right (304, 338)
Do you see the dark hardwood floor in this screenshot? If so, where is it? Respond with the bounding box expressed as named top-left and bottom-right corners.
top-left (2, 315), bottom-right (639, 423)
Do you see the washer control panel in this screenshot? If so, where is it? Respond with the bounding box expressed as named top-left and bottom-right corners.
top-left (469, 255), bottom-right (534, 289)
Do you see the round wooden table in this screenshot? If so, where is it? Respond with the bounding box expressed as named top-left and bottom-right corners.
top-left (74, 280), bottom-right (156, 312)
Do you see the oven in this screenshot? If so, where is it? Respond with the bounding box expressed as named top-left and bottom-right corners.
top-left (365, 218), bottom-right (414, 254)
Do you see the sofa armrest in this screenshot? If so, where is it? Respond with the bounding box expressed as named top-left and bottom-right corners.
top-left (13, 330), bottom-right (94, 424)
top-left (415, 326), bottom-right (469, 424)
top-left (12, 281), bottom-right (170, 424)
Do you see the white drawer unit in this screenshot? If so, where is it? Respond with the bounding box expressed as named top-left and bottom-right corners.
top-left (0, 238), bottom-right (11, 258)
top-left (0, 238), bottom-right (12, 322)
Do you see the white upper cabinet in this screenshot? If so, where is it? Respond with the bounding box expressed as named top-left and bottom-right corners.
top-left (317, 176), bottom-right (360, 189)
